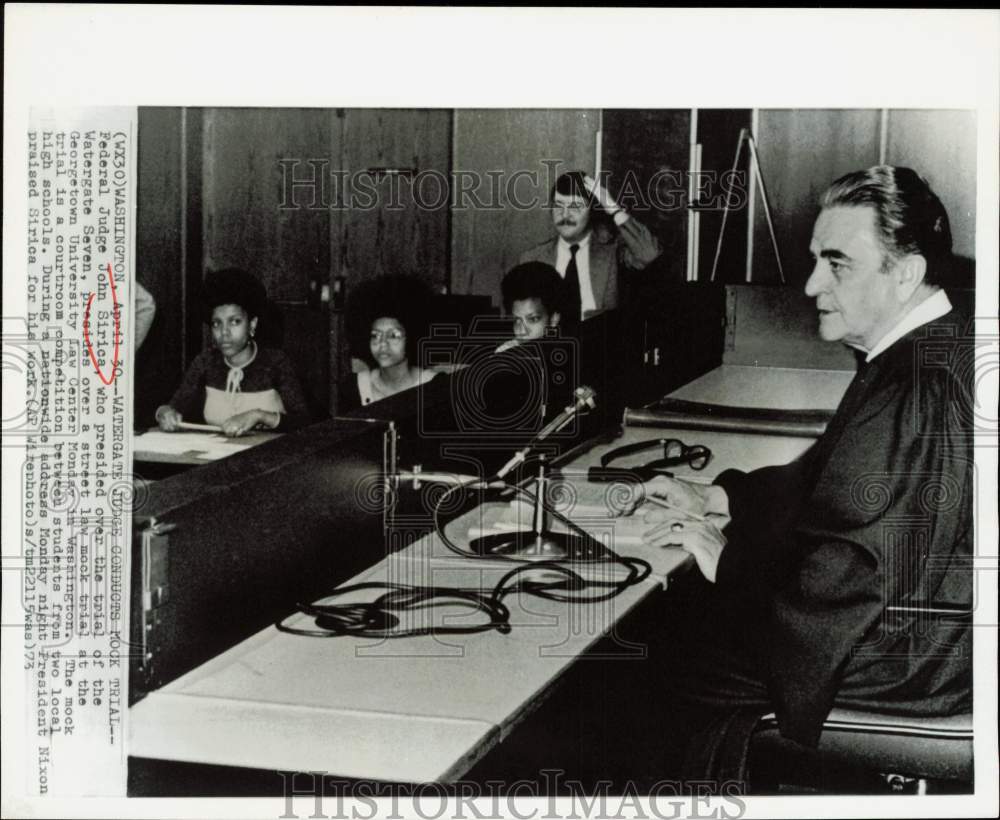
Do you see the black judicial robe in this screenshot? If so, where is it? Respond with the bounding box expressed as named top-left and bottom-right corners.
top-left (713, 308), bottom-right (973, 747)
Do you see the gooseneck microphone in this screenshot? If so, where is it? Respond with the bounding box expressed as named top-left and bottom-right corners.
top-left (494, 386), bottom-right (597, 480)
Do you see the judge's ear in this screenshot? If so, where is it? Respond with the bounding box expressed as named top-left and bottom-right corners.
top-left (893, 254), bottom-right (928, 303)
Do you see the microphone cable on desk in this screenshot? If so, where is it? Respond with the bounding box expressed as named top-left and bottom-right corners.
top-left (275, 558), bottom-right (651, 639)
top-left (276, 581), bottom-right (512, 638)
top-left (429, 465), bottom-right (653, 600)
top-left (275, 470), bottom-right (653, 640)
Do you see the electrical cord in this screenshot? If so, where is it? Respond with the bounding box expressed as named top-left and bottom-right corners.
top-left (276, 558), bottom-right (652, 639)
top-left (279, 465), bottom-right (653, 639)
top-left (276, 581), bottom-right (512, 638)
top-left (431, 465), bottom-right (618, 565)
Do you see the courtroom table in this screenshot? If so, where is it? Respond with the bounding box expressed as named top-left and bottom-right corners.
top-left (128, 364), bottom-right (855, 790)
top-left (133, 427), bottom-right (282, 480)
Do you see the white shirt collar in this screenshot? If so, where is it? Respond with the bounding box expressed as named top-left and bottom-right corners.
top-left (557, 231), bottom-right (592, 252)
top-left (864, 289), bottom-right (952, 362)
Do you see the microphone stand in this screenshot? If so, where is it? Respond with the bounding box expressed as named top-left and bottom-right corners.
top-left (494, 385), bottom-right (597, 480)
top-left (395, 386), bottom-right (603, 561)
top-left (468, 454), bottom-right (606, 561)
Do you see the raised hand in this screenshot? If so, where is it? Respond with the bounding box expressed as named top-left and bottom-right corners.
top-left (583, 174), bottom-right (621, 213)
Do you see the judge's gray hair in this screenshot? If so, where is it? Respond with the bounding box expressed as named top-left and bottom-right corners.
top-left (820, 166), bottom-right (953, 287)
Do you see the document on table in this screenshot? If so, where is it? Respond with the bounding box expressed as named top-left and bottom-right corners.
top-left (134, 430), bottom-right (259, 460)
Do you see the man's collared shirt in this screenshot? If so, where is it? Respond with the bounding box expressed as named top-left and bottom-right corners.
top-left (864, 289), bottom-right (953, 363)
top-left (555, 232), bottom-right (597, 315)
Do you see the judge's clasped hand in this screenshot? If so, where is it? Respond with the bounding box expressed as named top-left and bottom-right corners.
top-left (639, 476), bottom-right (731, 583)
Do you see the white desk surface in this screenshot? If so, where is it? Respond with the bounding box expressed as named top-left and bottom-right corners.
top-left (669, 364), bottom-right (854, 411)
top-left (129, 365), bottom-right (853, 781)
top-left (129, 511), bottom-right (687, 781)
top-left (134, 428), bottom-right (281, 465)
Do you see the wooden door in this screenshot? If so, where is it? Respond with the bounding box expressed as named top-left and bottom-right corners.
top-left (330, 109), bottom-right (452, 411)
top-left (602, 108), bottom-right (691, 286)
top-left (200, 108), bottom-right (335, 418)
top-left (337, 108), bottom-right (451, 291)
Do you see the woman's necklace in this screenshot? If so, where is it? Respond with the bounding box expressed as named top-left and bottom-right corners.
top-left (224, 340), bottom-right (258, 394)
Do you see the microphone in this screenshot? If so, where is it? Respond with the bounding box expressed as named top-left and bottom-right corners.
top-left (495, 386), bottom-right (597, 479)
top-left (395, 468), bottom-right (507, 491)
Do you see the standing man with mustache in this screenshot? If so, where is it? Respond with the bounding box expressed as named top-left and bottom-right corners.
top-left (519, 170), bottom-right (662, 321)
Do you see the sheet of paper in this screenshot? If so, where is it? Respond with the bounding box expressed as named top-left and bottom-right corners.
top-left (133, 431), bottom-right (257, 459)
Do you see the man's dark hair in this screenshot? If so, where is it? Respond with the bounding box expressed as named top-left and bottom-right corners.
top-left (551, 170), bottom-right (595, 205)
top-left (550, 170), bottom-right (615, 235)
top-left (201, 268), bottom-right (267, 323)
top-left (501, 262), bottom-right (565, 317)
top-left (819, 166), bottom-right (953, 287)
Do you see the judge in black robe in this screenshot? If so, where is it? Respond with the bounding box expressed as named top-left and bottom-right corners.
top-left (641, 169), bottom-right (973, 773)
top-left (694, 306), bottom-right (972, 743)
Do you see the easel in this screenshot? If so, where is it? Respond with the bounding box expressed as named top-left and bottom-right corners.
top-left (709, 128), bottom-right (786, 284)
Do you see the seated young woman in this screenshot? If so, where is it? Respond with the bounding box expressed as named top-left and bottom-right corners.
top-left (496, 261), bottom-right (571, 352)
top-left (155, 268), bottom-right (310, 437)
top-left (466, 262), bottom-right (579, 428)
top-left (339, 275), bottom-right (438, 412)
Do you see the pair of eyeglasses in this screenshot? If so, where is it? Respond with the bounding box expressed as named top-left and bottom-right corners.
top-left (600, 437), bottom-right (712, 472)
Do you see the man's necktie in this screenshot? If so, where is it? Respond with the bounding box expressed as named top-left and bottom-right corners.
top-left (564, 243), bottom-right (582, 321)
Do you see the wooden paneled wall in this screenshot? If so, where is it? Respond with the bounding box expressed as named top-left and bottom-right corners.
top-left (450, 109), bottom-right (600, 302)
top-left (750, 108), bottom-right (976, 286)
top-left (198, 108), bottom-right (452, 413)
top-left (200, 108), bottom-right (334, 415)
top-left (202, 109), bottom-right (333, 303)
top-left (338, 109), bottom-right (451, 291)
top-left (134, 108), bottom-right (186, 427)
top-left (136, 106), bottom-right (979, 422)
top-left (602, 109), bottom-right (692, 285)
top-left (753, 109), bottom-right (882, 284)
top-left (886, 109), bottom-right (976, 263)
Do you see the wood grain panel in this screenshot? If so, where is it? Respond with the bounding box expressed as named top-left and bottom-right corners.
top-left (338, 108), bottom-right (451, 291)
top-left (753, 109), bottom-right (881, 284)
top-left (135, 107), bottom-right (186, 426)
top-left (202, 108), bottom-right (332, 303)
top-left (201, 108), bottom-right (335, 418)
top-left (886, 109), bottom-right (977, 266)
top-left (602, 109), bottom-right (691, 285)
top-left (450, 109), bottom-right (600, 303)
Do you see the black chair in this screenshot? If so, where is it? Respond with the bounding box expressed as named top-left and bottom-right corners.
top-left (751, 708), bottom-right (973, 794)
top-left (749, 604), bottom-right (973, 794)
